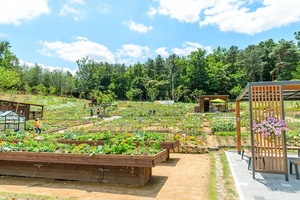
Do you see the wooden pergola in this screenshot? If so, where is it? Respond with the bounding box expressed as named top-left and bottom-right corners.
top-left (236, 81), bottom-right (300, 180)
top-left (199, 95), bottom-right (229, 113)
top-left (0, 99), bottom-right (44, 120)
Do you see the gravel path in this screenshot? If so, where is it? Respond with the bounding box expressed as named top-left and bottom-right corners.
top-left (215, 152), bottom-right (226, 200)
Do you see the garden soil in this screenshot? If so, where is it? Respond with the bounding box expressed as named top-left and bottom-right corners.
top-left (0, 153), bottom-right (210, 200)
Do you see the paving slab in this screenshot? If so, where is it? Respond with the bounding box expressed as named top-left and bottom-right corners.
top-left (226, 150), bottom-right (300, 200)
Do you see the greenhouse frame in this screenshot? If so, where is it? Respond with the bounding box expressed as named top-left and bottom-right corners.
top-left (0, 110), bottom-right (26, 132)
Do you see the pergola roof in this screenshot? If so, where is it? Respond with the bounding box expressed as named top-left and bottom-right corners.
top-left (236, 81), bottom-right (300, 102)
top-left (0, 99), bottom-right (44, 107)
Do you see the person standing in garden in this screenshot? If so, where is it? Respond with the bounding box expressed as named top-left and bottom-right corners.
top-left (90, 108), bottom-right (94, 117)
top-left (34, 118), bottom-right (42, 134)
top-left (97, 107), bottom-right (100, 117)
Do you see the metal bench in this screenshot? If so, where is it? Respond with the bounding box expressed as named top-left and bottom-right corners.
top-left (241, 149), bottom-right (252, 170)
top-left (289, 159), bottom-right (300, 179)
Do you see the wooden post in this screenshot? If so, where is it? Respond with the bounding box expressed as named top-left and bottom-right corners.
top-left (236, 101), bottom-right (241, 154)
top-left (41, 105), bottom-right (44, 120)
top-left (15, 102), bottom-right (19, 113)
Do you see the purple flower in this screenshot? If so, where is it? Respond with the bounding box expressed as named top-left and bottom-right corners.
top-left (252, 115), bottom-right (286, 138)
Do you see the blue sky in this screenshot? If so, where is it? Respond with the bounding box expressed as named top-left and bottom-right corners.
top-left (0, 0), bottom-right (300, 74)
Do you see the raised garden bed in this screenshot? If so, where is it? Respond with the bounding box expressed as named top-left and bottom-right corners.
top-left (160, 140), bottom-right (180, 159)
top-left (161, 140), bottom-right (180, 149)
top-left (0, 150), bottom-right (168, 186)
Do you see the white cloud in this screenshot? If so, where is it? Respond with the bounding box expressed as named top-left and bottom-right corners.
top-left (155, 47), bottom-right (169, 57)
top-left (200, 0), bottom-right (300, 34)
top-left (123, 20), bottom-right (153, 33)
top-left (20, 60), bottom-right (77, 75)
top-left (116, 44), bottom-right (151, 65)
top-left (146, 0), bottom-right (206, 23)
top-left (172, 42), bottom-right (212, 56)
top-left (39, 36), bottom-right (115, 64)
top-left (98, 4), bottom-right (111, 14)
top-left (117, 44), bottom-right (150, 58)
top-left (146, 6), bottom-right (158, 18)
top-left (59, 0), bottom-right (85, 21)
top-left (0, 34), bottom-right (8, 38)
top-left (69, 0), bottom-right (85, 5)
top-left (148, 0), bottom-right (300, 34)
top-left (59, 4), bottom-right (84, 21)
top-left (0, 0), bottom-right (49, 25)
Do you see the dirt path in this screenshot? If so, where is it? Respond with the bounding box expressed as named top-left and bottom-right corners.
top-left (0, 153), bottom-right (210, 200)
top-left (202, 116), bottom-right (219, 149)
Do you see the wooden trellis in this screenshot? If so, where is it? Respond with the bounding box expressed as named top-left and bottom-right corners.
top-left (250, 85), bottom-right (287, 179)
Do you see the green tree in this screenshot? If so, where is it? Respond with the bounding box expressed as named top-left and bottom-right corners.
top-left (131, 77), bottom-right (146, 101)
top-left (224, 45), bottom-right (240, 75)
top-left (24, 64), bottom-right (44, 87)
top-left (144, 58), bottom-right (156, 79)
top-left (62, 71), bottom-right (75, 96)
top-left (126, 89), bottom-right (134, 101)
top-left (238, 45), bottom-right (264, 82)
top-left (258, 39), bottom-right (277, 81)
top-left (186, 49), bottom-right (208, 92)
top-left (97, 91), bottom-right (115, 116)
top-left (32, 84), bottom-right (47, 95)
top-left (0, 68), bottom-right (20, 91)
top-left (145, 80), bottom-right (159, 102)
top-left (205, 49), bottom-right (230, 95)
top-left (109, 64), bottom-right (127, 99)
top-left (269, 40), bottom-right (300, 80)
top-left (295, 31), bottom-right (300, 48)
top-left (173, 85), bottom-right (188, 103)
top-left (0, 40), bottom-right (20, 70)
top-left (76, 57), bottom-right (107, 96)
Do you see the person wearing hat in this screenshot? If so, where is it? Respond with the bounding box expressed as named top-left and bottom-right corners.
top-left (34, 118), bottom-right (42, 134)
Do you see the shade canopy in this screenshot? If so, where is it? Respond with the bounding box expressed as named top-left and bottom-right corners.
top-left (236, 81), bottom-right (300, 102)
top-left (211, 98), bottom-right (226, 103)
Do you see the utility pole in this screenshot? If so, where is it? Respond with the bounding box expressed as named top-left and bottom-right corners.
top-left (172, 75), bottom-right (174, 100)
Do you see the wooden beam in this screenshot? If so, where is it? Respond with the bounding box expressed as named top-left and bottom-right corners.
top-left (236, 101), bottom-right (241, 154)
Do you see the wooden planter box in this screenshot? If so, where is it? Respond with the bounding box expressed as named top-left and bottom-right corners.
top-left (0, 150), bottom-right (168, 186)
top-left (161, 140), bottom-right (180, 149)
top-left (160, 140), bottom-right (180, 159)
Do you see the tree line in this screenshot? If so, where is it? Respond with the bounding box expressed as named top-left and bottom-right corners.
top-left (0, 31), bottom-right (300, 102)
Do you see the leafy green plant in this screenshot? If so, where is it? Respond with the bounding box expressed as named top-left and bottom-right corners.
top-left (0, 130), bottom-right (171, 156)
top-left (211, 120), bottom-right (236, 132)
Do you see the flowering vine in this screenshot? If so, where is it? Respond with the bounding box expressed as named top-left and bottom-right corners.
top-left (252, 115), bottom-right (287, 138)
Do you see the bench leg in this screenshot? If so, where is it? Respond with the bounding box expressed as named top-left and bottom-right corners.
top-left (290, 161), bottom-right (293, 175)
top-left (241, 149), bottom-right (245, 159)
top-left (298, 150), bottom-right (300, 157)
top-left (248, 157), bottom-right (252, 170)
top-left (295, 164), bottom-right (299, 180)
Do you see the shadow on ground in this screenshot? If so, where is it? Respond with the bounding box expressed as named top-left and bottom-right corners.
top-left (0, 175), bottom-right (168, 198)
top-left (158, 158), bottom-right (180, 167)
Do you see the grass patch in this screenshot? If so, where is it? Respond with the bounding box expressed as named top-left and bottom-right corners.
top-left (214, 131), bottom-right (248, 137)
top-left (219, 151), bottom-right (239, 200)
top-left (208, 152), bottom-right (218, 200)
top-left (0, 191), bottom-right (76, 200)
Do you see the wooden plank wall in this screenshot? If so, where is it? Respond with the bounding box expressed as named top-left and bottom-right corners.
top-left (0, 160), bottom-right (152, 186)
top-left (250, 85), bottom-right (287, 174)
